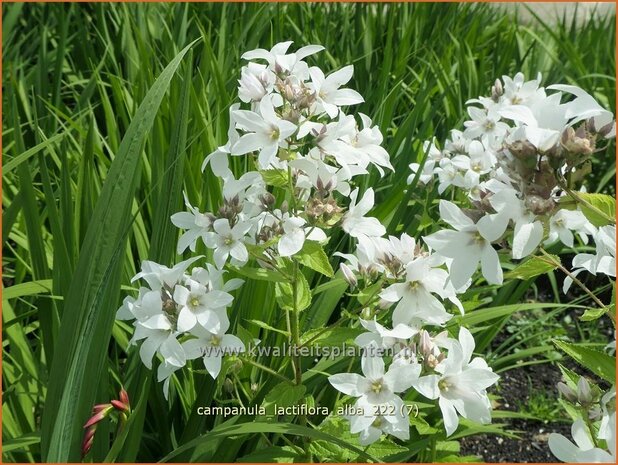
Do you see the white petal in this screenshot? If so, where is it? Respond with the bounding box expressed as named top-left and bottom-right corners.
top-left (512, 221), bottom-right (543, 259)
top-left (384, 364), bottom-right (421, 392)
top-left (439, 397), bottom-right (460, 437)
top-left (328, 373), bottom-right (367, 396)
top-left (439, 201), bottom-right (474, 230)
top-left (203, 355), bottom-right (222, 379)
top-left (480, 244), bottom-right (503, 285)
top-left (411, 375), bottom-right (441, 400)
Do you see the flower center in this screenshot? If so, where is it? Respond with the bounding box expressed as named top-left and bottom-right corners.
top-left (224, 236), bottom-right (235, 246)
top-left (370, 379), bottom-right (384, 394)
top-left (372, 417), bottom-right (383, 428)
top-left (438, 378), bottom-right (453, 393)
top-left (483, 120), bottom-right (495, 131)
top-left (189, 296), bottom-right (201, 309)
top-left (210, 335), bottom-right (221, 347)
top-left (270, 127), bottom-right (280, 140)
top-left (408, 281), bottom-right (420, 292)
top-left (473, 231), bottom-right (485, 245)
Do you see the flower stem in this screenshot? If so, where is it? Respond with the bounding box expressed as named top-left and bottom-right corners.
top-left (539, 248), bottom-right (615, 325)
top-left (242, 357), bottom-right (294, 384)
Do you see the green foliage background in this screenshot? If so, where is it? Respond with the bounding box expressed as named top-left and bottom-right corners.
top-left (2, 2), bottom-right (616, 462)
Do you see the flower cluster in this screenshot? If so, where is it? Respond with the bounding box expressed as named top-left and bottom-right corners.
top-left (117, 42), bottom-right (393, 396)
top-left (116, 258), bottom-right (245, 397)
top-left (331, 233), bottom-right (499, 443)
top-left (176, 41), bottom-right (392, 266)
top-left (410, 73), bottom-right (615, 288)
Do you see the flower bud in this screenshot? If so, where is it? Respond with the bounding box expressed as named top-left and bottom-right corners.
top-left (340, 263), bottom-right (357, 288)
top-left (360, 307), bottom-right (373, 320)
top-left (577, 377), bottom-right (593, 405)
top-left (224, 377), bottom-right (235, 394)
top-left (491, 79), bottom-right (503, 102)
top-left (419, 330), bottom-right (433, 357)
top-left (557, 382), bottom-right (577, 403)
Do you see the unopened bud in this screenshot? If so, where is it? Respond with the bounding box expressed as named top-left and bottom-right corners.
top-left (491, 79), bottom-right (503, 102)
top-left (111, 399), bottom-right (130, 413)
top-left (340, 263), bottom-right (357, 288)
top-left (419, 330), bottom-right (433, 357)
top-left (577, 377), bottom-right (593, 405)
top-left (224, 377), bottom-right (235, 394)
top-left (557, 382), bottom-right (577, 403)
top-left (119, 388), bottom-right (130, 408)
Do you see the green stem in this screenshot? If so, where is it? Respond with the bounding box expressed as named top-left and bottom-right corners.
top-left (539, 248), bottom-right (615, 325)
top-left (242, 357), bottom-right (294, 384)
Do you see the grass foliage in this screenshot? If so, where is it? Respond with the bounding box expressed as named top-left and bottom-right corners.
top-left (2, 2), bottom-right (615, 462)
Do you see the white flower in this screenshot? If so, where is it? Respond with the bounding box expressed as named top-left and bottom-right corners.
top-left (329, 349), bottom-right (421, 407)
top-left (131, 316), bottom-right (185, 371)
top-left (131, 256), bottom-right (202, 291)
top-left (241, 41), bottom-right (324, 77)
top-left (545, 209), bottom-right (591, 247)
top-left (347, 396), bottom-right (410, 446)
top-left (277, 215), bottom-right (326, 257)
top-left (231, 95), bottom-right (297, 169)
top-left (238, 62), bottom-right (275, 103)
top-left (182, 318), bottom-right (245, 379)
top-left (564, 225), bottom-right (616, 292)
top-left (450, 140), bottom-right (495, 188)
top-left (424, 200), bottom-right (504, 288)
top-left (171, 194), bottom-right (214, 254)
top-left (204, 219), bottom-right (252, 269)
top-left (383, 233), bottom-right (417, 268)
top-left (354, 318), bottom-right (418, 351)
top-left (463, 106), bottom-right (508, 147)
top-left (341, 114), bottom-right (393, 176)
top-left (201, 104), bottom-right (241, 177)
top-left (309, 65), bottom-right (364, 118)
top-left (342, 188), bottom-right (386, 239)
top-left (548, 84), bottom-right (616, 137)
top-left (380, 256), bottom-right (454, 326)
top-left (482, 185), bottom-right (544, 259)
top-left (501, 72), bottom-right (545, 107)
top-left (173, 280), bottom-right (233, 333)
top-left (408, 140), bottom-right (443, 185)
top-left (412, 328), bottom-right (499, 436)
top-left (549, 418), bottom-right (616, 463)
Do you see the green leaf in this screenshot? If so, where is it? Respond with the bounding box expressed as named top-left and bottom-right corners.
top-left (40, 40), bottom-right (199, 462)
top-left (561, 193), bottom-right (616, 227)
top-left (553, 340), bottom-right (616, 383)
top-left (301, 327), bottom-right (363, 347)
top-left (578, 193), bottom-right (616, 227)
top-left (262, 382), bottom-right (306, 414)
top-left (505, 254), bottom-right (560, 280)
top-left (275, 272), bottom-right (311, 312)
top-left (230, 266), bottom-right (287, 283)
top-left (1, 432), bottom-right (41, 453)
top-left (579, 307), bottom-right (609, 321)
top-left (260, 168), bottom-right (289, 187)
top-left (159, 420), bottom-right (377, 462)
top-left (2, 279), bottom-right (53, 301)
top-left (297, 240), bottom-right (335, 277)
top-left (409, 414), bottom-right (438, 435)
top-left (2, 133), bottom-right (65, 174)
top-left (246, 319), bottom-right (290, 337)
top-left (237, 446), bottom-right (303, 463)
